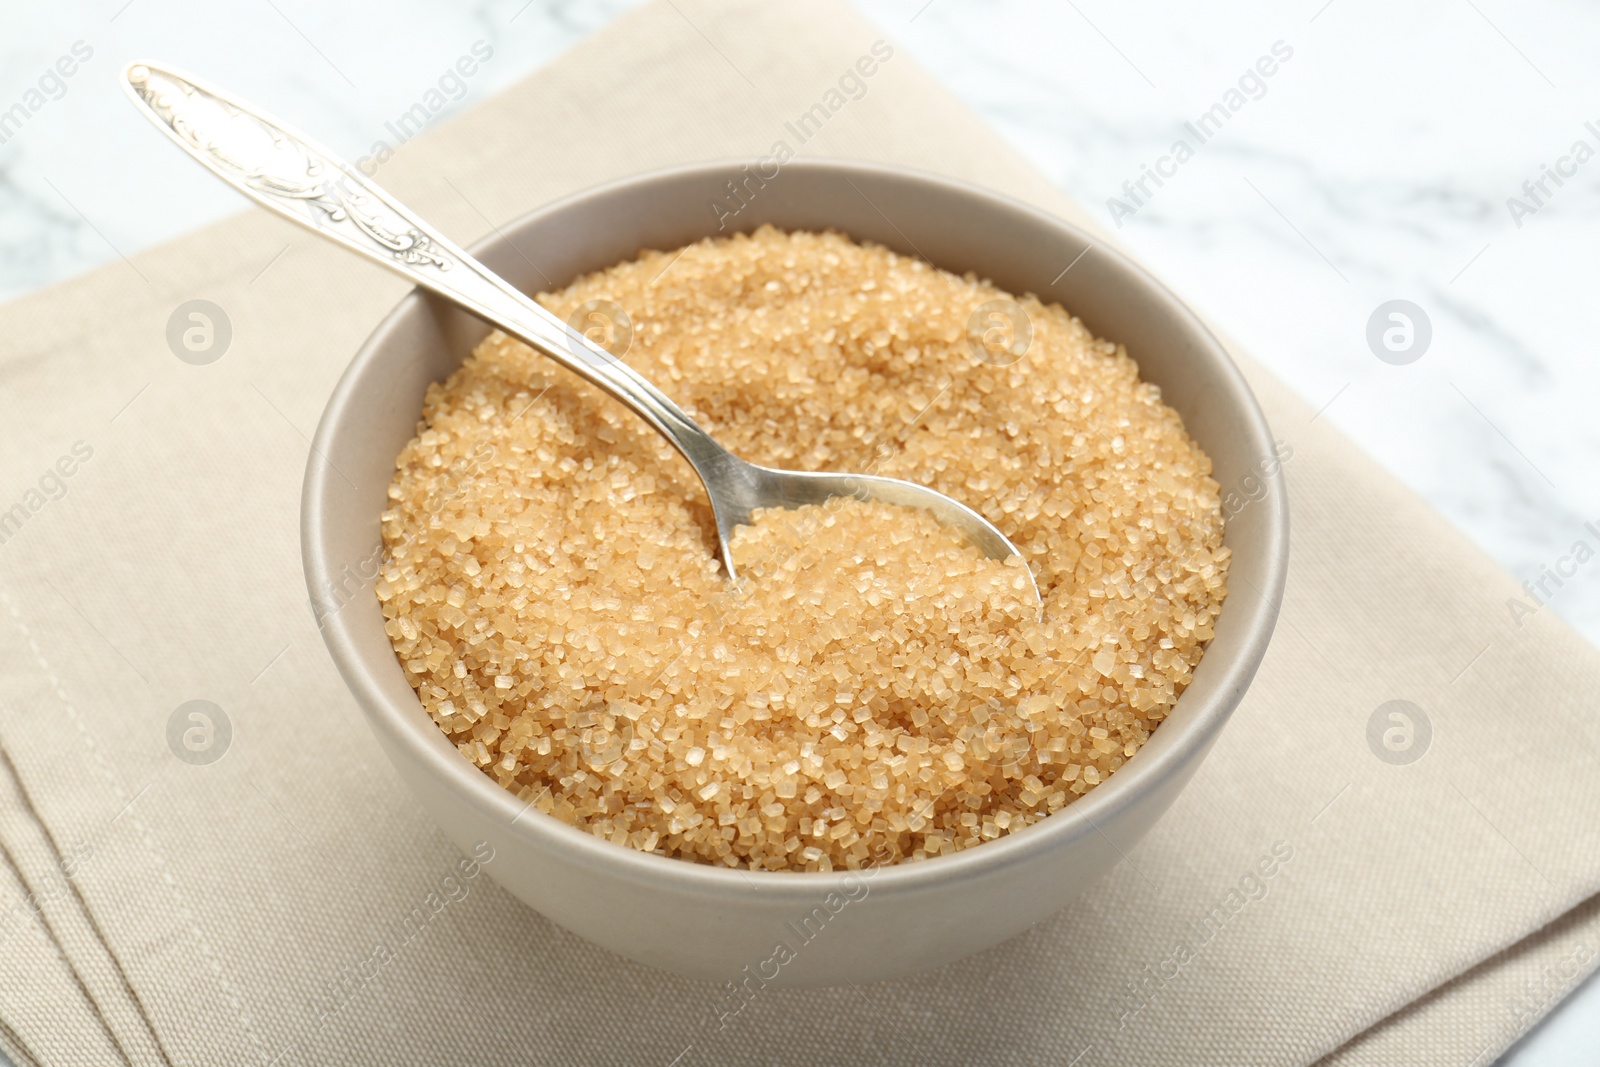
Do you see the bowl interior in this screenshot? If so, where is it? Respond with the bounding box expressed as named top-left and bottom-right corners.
top-left (304, 159), bottom-right (1286, 889)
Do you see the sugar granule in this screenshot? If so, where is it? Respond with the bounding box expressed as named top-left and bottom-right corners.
top-left (379, 226), bottom-right (1229, 872)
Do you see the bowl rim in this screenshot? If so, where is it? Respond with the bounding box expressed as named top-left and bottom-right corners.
top-left (303, 157), bottom-right (1288, 901)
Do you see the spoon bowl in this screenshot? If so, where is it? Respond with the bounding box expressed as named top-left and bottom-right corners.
top-left (122, 60), bottom-right (1043, 612)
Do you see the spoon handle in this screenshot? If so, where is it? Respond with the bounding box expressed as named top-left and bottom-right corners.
top-left (122, 61), bottom-right (731, 473)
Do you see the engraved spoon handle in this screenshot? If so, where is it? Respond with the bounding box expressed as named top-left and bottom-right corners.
top-left (122, 61), bottom-right (1044, 611)
top-left (121, 61), bottom-right (731, 474)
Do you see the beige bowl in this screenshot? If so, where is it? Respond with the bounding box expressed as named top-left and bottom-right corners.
top-left (302, 160), bottom-right (1288, 986)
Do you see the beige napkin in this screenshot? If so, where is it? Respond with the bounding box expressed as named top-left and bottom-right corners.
top-left (1, 1), bottom-right (1596, 1063)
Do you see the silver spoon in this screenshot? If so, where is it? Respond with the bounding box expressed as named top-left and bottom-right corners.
top-left (122, 61), bottom-right (1043, 613)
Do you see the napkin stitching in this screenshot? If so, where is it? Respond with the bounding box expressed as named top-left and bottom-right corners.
top-left (0, 834), bottom-right (132, 1065)
top-left (0, 745), bottom-right (172, 1067)
top-left (0, 587), bottom-right (268, 1065)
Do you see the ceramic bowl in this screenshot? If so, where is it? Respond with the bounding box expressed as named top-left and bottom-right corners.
top-left (302, 160), bottom-right (1288, 986)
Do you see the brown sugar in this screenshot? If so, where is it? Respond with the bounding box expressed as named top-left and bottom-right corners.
top-left (378, 226), bottom-right (1229, 871)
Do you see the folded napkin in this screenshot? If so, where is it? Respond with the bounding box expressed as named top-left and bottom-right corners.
top-left (1, 1), bottom-right (1595, 1063)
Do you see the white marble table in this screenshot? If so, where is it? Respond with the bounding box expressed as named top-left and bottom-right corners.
top-left (1, 0), bottom-right (1595, 1061)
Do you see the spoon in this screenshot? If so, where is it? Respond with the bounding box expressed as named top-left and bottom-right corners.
top-left (122, 61), bottom-right (1043, 613)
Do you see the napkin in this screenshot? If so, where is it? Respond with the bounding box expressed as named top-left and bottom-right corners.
top-left (0, 1), bottom-right (1595, 1063)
